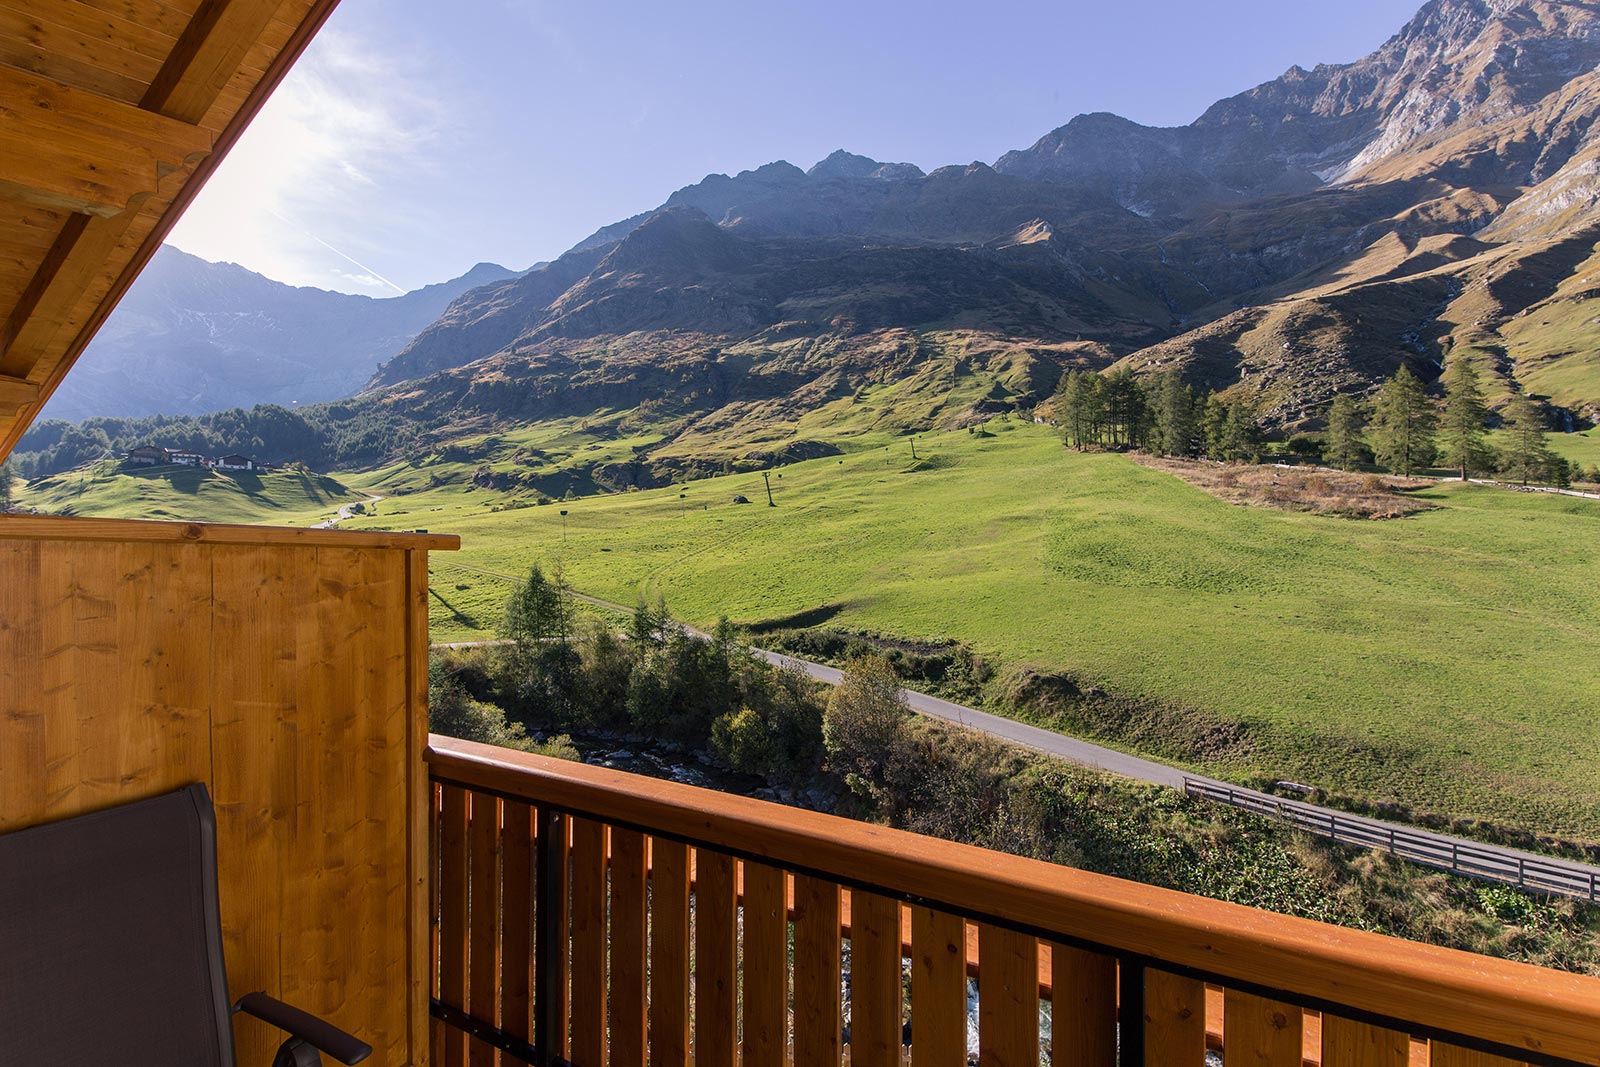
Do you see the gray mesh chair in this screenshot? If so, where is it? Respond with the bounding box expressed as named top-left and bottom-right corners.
top-left (0, 784), bottom-right (371, 1067)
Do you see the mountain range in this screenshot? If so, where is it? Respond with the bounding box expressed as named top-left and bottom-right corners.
top-left (31, 0), bottom-right (1600, 479)
top-left (41, 247), bottom-right (522, 422)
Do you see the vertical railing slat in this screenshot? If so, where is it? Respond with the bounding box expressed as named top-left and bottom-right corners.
top-left (439, 784), bottom-right (468, 1067)
top-left (977, 924), bottom-right (1038, 1067)
top-left (742, 861), bottom-right (790, 1067)
top-left (649, 838), bottom-right (691, 1067)
top-left (851, 890), bottom-right (904, 1067)
top-left (468, 790), bottom-right (502, 1067)
top-left (1050, 943), bottom-right (1116, 1067)
top-left (1144, 969), bottom-right (1206, 1067)
top-left (695, 850), bottom-right (739, 1067)
top-left (910, 906), bottom-right (966, 1067)
top-left (501, 800), bottom-right (533, 1050)
top-left (1320, 1015), bottom-right (1409, 1067)
top-left (1222, 988), bottom-right (1302, 1067)
top-left (793, 873), bottom-right (843, 1067)
top-left (609, 827), bottom-right (649, 1067)
top-left (569, 817), bottom-right (608, 1067)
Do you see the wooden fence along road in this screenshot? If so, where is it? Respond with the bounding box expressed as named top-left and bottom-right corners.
top-left (431, 563), bottom-right (1600, 903)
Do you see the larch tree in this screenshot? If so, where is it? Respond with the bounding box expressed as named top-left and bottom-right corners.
top-left (1152, 369), bottom-right (1200, 457)
top-left (1438, 359), bottom-right (1493, 481)
top-left (1501, 392), bottom-right (1554, 486)
top-left (1369, 365), bottom-right (1435, 476)
top-left (1324, 394), bottom-right (1366, 471)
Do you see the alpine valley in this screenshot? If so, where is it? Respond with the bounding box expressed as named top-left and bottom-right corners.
top-left (23, 0), bottom-right (1600, 485)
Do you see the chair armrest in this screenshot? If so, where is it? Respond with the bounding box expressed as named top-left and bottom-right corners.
top-left (234, 992), bottom-right (372, 1065)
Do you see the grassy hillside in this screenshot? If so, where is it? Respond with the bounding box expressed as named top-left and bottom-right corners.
top-left (344, 422), bottom-right (1600, 838)
top-left (16, 461), bottom-right (359, 525)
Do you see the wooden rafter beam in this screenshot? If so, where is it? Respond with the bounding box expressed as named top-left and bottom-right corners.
top-left (0, 373), bottom-right (39, 416)
top-left (0, 65), bottom-right (214, 218)
top-left (0, 0), bottom-right (285, 384)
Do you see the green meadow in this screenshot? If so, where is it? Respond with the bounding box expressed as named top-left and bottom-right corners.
top-left (342, 423), bottom-right (1600, 837)
top-left (16, 461), bottom-right (358, 525)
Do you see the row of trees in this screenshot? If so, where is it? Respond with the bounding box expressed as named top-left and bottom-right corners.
top-left (1060, 362), bottom-right (1582, 486)
top-left (1330, 363), bottom-right (1572, 484)
top-left (1056, 368), bottom-right (1265, 462)
top-left (433, 563), bottom-right (931, 791)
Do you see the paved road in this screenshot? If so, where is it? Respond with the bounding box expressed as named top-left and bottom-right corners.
top-left (443, 579), bottom-right (1600, 900)
top-left (313, 492), bottom-right (384, 529)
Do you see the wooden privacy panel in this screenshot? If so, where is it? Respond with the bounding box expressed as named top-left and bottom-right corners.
top-left (0, 521), bottom-right (448, 1067)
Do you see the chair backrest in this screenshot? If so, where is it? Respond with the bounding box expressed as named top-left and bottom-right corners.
top-left (0, 784), bottom-right (236, 1067)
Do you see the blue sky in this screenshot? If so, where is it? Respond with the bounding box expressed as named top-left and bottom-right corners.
top-left (168, 0), bottom-right (1426, 296)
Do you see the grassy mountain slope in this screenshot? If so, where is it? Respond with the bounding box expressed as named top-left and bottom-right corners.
top-left (344, 423), bottom-right (1600, 837)
top-left (17, 462), bottom-right (359, 525)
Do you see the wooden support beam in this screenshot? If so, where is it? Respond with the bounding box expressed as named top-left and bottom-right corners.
top-left (0, 375), bottom-right (40, 411)
top-left (0, 65), bottom-right (213, 217)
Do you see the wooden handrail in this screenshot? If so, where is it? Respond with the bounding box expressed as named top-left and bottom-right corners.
top-left (0, 514), bottom-right (460, 551)
top-left (426, 735), bottom-right (1600, 1065)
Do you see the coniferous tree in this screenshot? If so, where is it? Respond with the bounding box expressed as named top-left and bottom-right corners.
top-left (1217, 401), bottom-right (1263, 463)
top-left (1101, 369), bottom-right (1147, 450)
top-left (0, 460), bottom-right (13, 513)
top-left (1152, 370), bottom-right (1199, 456)
top-left (1438, 360), bottom-right (1493, 481)
top-left (1201, 394), bottom-right (1230, 460)
top-left (1324, 394), bottom-right (1366, 471)
top-left (501, 563), bottom-right (580, 717)
top-left (1057, 370), bottom-right (1088, 449)
top-left (1500, 392), bottom-right (1554, 486)
top-left (1369, 365), bottom-right (1435, 476)
top-left (1080, 372), bottom-right (1107, 446)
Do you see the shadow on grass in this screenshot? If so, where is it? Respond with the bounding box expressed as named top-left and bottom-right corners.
top-left (429, 586), bottom-right (481, 631)
top-left (744, 602), bottom-right (847, 634)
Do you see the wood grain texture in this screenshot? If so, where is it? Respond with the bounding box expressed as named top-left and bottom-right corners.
top-left (438, 785), bottom-right (469, 1067)
top-left (910, 907), bottom-right (966, 1067)
top-left (1050, 944), bottom-right (1116, 1067)
top-left (695, 850), bottom-right (739, 1067)
top-left (851, 891), bottom-right (904, 1067)
top-left (608, 827), bottom-right (648, 1067)
top-left (0, 536), bottom-right (437, 1067)
top-left (978, 925), bottom-right (1038, 1067)
top-left (0, 513), bottom-right (458, 550)
top-left (423, 738), bottom-right (1600, 1067)
top-left (0, 0), bottom-right (345, 460)
top-left (649, 838), bottom-right (691, 1067)
top-left (742, 861), bottom-right (789, 1067)
top-left (1144, 969), bottom-right (1206, 1067)
top-left (1222, 988), bottom-right (1302, 1067)
top-left (1321, 1016), bottom-right (1410, 1067)
top-left (793, 874), bottom-right (842, 1067)
top-left (1429, 1043), bottom-right (1526, 1067)
top-left (569, 817), bottom-right (608, 1067)
top-left (468, 789), bottom-right (501, 1067)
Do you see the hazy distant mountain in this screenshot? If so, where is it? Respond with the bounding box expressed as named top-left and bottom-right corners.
top-left (42, 247), bottom-right (524, 421)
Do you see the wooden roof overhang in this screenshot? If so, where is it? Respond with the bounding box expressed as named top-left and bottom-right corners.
top-left (0, 0), bottom-right (344, 461)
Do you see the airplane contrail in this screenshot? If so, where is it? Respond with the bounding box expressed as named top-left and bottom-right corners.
top-left (265, 207), bottom-right (407, 295)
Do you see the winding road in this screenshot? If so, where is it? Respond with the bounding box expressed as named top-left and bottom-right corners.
top-left (314, 493), bottom-right (384, 529)
top-left (429, 575), bottom-right (1600, 901)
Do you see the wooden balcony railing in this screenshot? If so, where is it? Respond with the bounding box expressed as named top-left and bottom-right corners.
top-left (425, 735), bottom-right (1600, 1067)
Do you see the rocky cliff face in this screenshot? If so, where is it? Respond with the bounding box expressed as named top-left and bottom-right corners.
top-left (85, 0), bottom-right (1600, 458)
